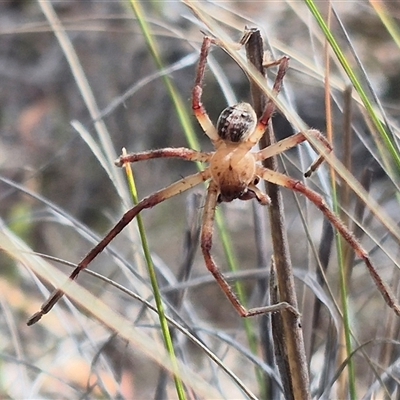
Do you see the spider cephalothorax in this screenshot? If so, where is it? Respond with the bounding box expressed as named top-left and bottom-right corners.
top-left (27, 34), bottom-right (400, 325)
top-left (210, 142), bottom-right (258, 203)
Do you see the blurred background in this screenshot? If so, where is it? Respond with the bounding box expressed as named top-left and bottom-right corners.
top-left (1, 1), bottom-right (400, 398)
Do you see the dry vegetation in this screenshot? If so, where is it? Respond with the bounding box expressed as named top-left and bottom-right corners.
top-left (1, 1), bottom-right (400, 399)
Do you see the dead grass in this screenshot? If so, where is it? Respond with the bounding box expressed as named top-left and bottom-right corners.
top-left (1, 1), bottom-right (400, 398)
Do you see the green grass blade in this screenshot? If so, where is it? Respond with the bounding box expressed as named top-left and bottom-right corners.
top-left (331, 187), bottom-right (357, 400)
top-left (304, 0), bottom-right (400, 177)
top-left (129, 0), bottom-right (263, 393)
top-left (304, 3), bottom-right (356, 397)
top-left (130, 0), bottom-right (200, 154)
top-left (370, 0), bottom-right (400, 49)
top-left (122, 151), bottom-right (186, 400)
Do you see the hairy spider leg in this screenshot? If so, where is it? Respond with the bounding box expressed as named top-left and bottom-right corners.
top-left (246, 183), bottom-right (271, 206)
top-left (256, 129), bottom-right (332, 177)
top-left (233, 49), bottom-right (330, 174)
top-left (192, 36), bottom-right (221, 144)
top-left (201, 181), bottom-right (299, 318)
top-left (246, 55), bottom-right (289, 148)
top-left (115, 147), bottom-right (212, 167)
top-left (27, 170), bottom-right (211, 325)
top-left (257, 165), bottom-right (400, 317)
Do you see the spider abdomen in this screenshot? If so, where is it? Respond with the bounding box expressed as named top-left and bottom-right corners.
top-left (210, 146), bottom-right (256, 202)
top-left (216, 102), bottom-right (257, 142)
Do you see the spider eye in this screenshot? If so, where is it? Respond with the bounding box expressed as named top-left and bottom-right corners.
top-left (216, 102), bottom-right (257, 142)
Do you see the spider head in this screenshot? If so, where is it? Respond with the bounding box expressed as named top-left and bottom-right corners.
top-left (216, 102), bottom-right (257, 143)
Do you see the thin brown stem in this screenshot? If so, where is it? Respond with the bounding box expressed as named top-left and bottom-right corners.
top-left (258, 166), bottom-right (400, 317)
top-left (243, 28), bottom-right (310, 400)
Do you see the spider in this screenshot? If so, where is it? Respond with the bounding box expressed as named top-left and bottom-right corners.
top-left (27, 36), bottom-right (400, 325)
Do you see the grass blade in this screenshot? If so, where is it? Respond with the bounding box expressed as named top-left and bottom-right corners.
top-left (129, 1), bottom-right (263, 394)
top-left (121, 149), bottom-right (186, 399)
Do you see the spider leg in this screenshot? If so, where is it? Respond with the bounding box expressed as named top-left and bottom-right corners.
top-left (115, 147), bottom-right (212, 167)
top-left (192, 36), bottom-right (220, 144)
top-left (247, 56), bottom-right (290, 148)
top-left (256, 129), bottom-right (332, 177)
top-left (257, 165), bottom-right (400, 317)
top-left (246, 183), bottom-right (271, 205)
top-left (27, 169), bottom-right (211, 325)
top-left (201, 182), bottom-right (299, 318)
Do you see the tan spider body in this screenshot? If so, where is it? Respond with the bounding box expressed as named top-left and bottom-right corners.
top-left (27, 35), bottom-right (400, 325)
top-left (210, 142), bottom-right (258, 203)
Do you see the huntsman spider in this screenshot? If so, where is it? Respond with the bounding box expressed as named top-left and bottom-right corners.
top-left (28, 35), bottom-right (400, 325)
